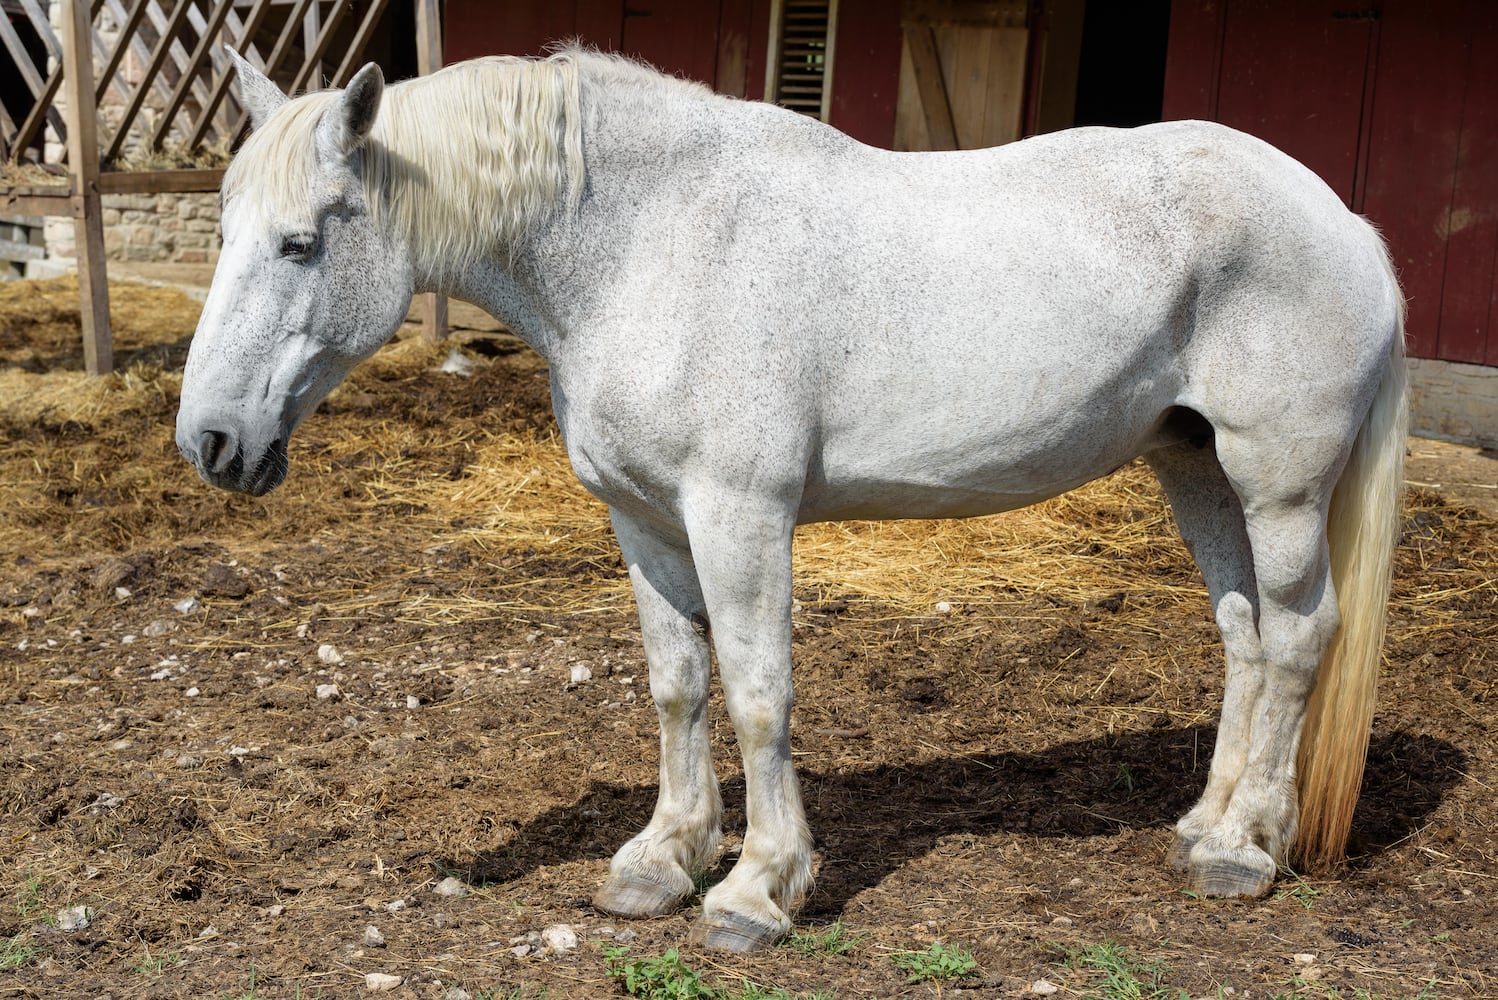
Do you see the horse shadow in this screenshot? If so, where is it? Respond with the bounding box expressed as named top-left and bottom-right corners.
top-left (446, 726), bottom-right (1463, 914)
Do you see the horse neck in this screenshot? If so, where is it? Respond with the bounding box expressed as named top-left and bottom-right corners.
top-left (412, 59), bottom-right (726, 360)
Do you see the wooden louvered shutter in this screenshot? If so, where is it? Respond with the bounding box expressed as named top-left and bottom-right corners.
top-left (766, 0), bottom-right (839, 123)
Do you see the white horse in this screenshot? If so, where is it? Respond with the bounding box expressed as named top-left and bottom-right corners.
top-left (177, 49), bottom-right (1407, 950)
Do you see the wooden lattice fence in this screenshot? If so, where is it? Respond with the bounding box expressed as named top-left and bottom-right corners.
top-left (0, 0), bottom-right (442, 374)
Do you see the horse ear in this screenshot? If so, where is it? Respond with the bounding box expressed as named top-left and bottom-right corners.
top-left (227, 47), bottom-right (288, 131)
top-left (336, 63), bottom-right (385, 151)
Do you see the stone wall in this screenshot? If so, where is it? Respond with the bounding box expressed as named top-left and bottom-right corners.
top-left (42, 192), bottom-right (221, 267)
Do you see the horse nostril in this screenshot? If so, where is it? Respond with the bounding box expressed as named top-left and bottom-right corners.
top-left (198, 429), bottom-right (236, 473)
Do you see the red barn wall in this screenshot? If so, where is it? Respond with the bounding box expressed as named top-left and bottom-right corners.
top-left (1164, 0), bottom-right (1498, 366)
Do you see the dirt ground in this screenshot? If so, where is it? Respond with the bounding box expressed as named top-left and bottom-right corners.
top-left (1, 278), bottom-right (1495, 1000)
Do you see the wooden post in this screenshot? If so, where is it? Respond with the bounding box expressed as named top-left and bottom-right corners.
top-left (416, 0), bottom-right (448, 342)
top-left (63, 0), bottom-right (113, 375)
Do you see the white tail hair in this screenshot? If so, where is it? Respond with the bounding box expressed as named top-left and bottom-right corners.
top-left (1295, 243), bottom-right (1408, 869)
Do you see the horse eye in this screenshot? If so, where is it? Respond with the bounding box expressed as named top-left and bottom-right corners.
top-left (279, 235), bottom-right (318, 260)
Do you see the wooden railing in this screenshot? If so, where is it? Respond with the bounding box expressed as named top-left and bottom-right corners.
top-left (0, 0), bottom-right (430, 373)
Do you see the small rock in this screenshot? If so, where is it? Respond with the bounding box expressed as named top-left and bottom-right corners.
top-left (364, 925), bottom-right (386, 948)
top-left (316, 684), bottom-right (341, 701)
top-left (114, 586), bottom-right (132, 601)
top-left (317, 644), bottom-right (345, 665)
top-left (443, 988), bottom-right (473, 1000)
top-left (1031, 980), bottom-right (1060, 995)
top-left (365, 972), bottom-right (402, 992)
top-left (267, 905), bottom-right (285, 917)
top-left (174, 597), bottom-right (202, 614)
top-left (142, 620), bottom-right (173, 637)
top-left (56, 905), bottom-right (93, 931)
top-left (1293, 953), bottom-right (1317, 965)
top-left (432, 877), bottom-right (467, 898)
top-left (542, 924), bottom-right (578, 953)
top-left (406, 695), bottom-right (421, 710)
top-left (1050, 915), bottom-right (1073, 928)
top-left (385, 899), bottom-right (406, 913)
top-left (614, 928), bottom-right (638, 944)
top-left (934, 600), bottom-right (953, 614)
top-left (184, 687), bottom-right (201, 698)
top-left (86, 792), bottom-right (125, 814)
top-left (432, 912), bottom-right (448, 929)
top-left (569, 664), bottom-right (593, 685)
top-left (510, 944), bottom-right (533, 958)
top-left (199, 925), bottom-right (219, 939)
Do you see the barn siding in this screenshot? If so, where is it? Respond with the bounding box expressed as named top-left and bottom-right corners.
top-left (1162, 0), bottom-right (1498, 367)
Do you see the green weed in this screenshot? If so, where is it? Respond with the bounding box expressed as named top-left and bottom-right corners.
top-left (604, 945), bottom-right (719, 1000)
top-left (888, 940), bottom-right (978, 984)
top-left (1274, 869), bottom-right (1322, 910)
top-left (0, 932), bottom-right (45, 971)
top-left (785, 919), bottom-right (866, 957)
top-left (1059, 940), bottom-right (1187, 999)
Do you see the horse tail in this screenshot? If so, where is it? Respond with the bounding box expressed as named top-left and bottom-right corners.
top-left (1295, 243), bottom-right (1408, 870)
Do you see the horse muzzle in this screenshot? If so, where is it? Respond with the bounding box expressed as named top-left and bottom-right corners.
top-left (177, 423), bottom-right (289, 497)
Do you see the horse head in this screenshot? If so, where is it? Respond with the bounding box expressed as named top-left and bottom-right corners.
top-left (176, 52), bottom-right (415, 495)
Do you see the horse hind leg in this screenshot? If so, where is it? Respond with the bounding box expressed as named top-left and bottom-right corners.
top-left (1178, 428), bottom-right (1347, 897)
top-left (1146, 441), bottom-right (1263, 872)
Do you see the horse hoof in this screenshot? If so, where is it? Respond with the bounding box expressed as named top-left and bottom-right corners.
top-left (692, 912), bottom-right (785, 952)
top-left (1168, 835), bottom-right (1196, 872)
top-left (593, 875), bottom-right (689, 918)
top-left (1188, 857), bottom-right (1276, 898)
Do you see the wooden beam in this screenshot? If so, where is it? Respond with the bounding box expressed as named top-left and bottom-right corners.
top-left (62, 0), bottom-right (114, 375)
top-left (99, 167), bottom-right (225, 194)
top-left (185, 0), bottom-right (275, 148)
top-left (906, 25), bottom-right (958, 149)
top-left (230, 0), bottom-right (318, 146)
top-left (414, 0), bottom-right (448, 343)
top-left (332, 0), bottom-right (392, 87)
top-left (150, 0), bottom-right (237, 149)
top-left (95, 0), bottom-right (153, 104)
top-left (288, 1), bottom-right (349, 96)
top-left (0, 188), bottom-right (73, 217)
top-left (0, 3), bottom-right (67, 142)
top-left (103, 0), bottom-right (195, 163)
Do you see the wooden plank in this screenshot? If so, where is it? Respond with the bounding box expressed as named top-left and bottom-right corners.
top-left (230, 0), bottom-right (319, 146)
top-left (0, 5), bottom-right (68, 142)
top-left (288, 1), bottom-right (350, 96)
top-left (149, 0), bottom-right (237, 149)
top-left (947, 24), bottom-right (988, 148)
top-left (1439, 0), bottom-right (1498, 366)
top-left (184, 0), bottom-right (276, 148)
top-left (100, 0), bottom-right (178, 106)
top-left (158, 0), bottom-right (218, 110)
top-left (95, 0), bottom-right (152, 103)
top-left (0, 189), bottom-right (71, 217)
top-left (414, 0), bottom-right (448, 342)
top-left (901, 0), bottom-right (1025, 28)
top-left (332, 0), bottom-right (393, 87)
top-left (905, 24), bottom-right (956, 149)
top-left (98, 167), bottom-right (225, 193)
top-left (103, 0), bottom-right (196, 163)
top-left (982, 24), bottom-right (1025, 147)
top-left (62, 0), bottom-right (113, 375)
top-left (1360, 0), bottom-right (1470, 360)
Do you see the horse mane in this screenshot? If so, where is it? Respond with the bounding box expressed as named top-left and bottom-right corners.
top-left (224, 48), bottom-right (707, 276)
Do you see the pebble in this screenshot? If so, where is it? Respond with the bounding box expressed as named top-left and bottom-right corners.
top-left (510, 944), bottom-right (533, 958)
top-left (443, 989), bottom-right (473, 1000)
top-left (267, 905), bottom-right (285, 917)
top-left (174, 597), bottom-right (202, 614)
top-left (176, 753), bottom-right (202, 770)
top-left (569, 664), bottom-right (593, 685)
top-left (614, 928), bottom-right (638, 944)
top-left (316, 684), bottom-right (341, 701)
top-left (365, 972), bottom-right (402, 992)
top-left (114, 587), bottom-right (132, 601)
top-left (542, 924), bottom-right (578, 953)
top-left (406, 695), bottom-right (421, 710)
top-left (1293, 953), bottom-right (1317, 965)
top-left (56, 905), bottom-right (93, 931)
top-left (1031, 981), bottom-right (1060, 996)
top-left (142, 620), bottom-right (173, 637)
top-left (185, 687), bottom-right (201, 698)
top-left (1050, 915), bottom-right (1073, 928)
top-left (934, 601), bottom-right (953, 614)
top-left (432, 877), bottom-right (467, 898)
top-left (318, 644), bottom-right (345, 665)
top-left (364, 925), bottom-right (386, 948)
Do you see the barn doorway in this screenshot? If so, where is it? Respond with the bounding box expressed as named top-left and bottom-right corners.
top-left (1033, 0), bottom-right (1172, 134)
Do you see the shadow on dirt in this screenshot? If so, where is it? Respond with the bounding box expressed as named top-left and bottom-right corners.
top-left (446, 726), bottom-right (1462, 913)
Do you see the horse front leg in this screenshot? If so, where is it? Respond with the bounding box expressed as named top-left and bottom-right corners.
top-left (685, 494), bottom-right (811, 951)
top-left (594, 509), bottom-right (723, 918)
